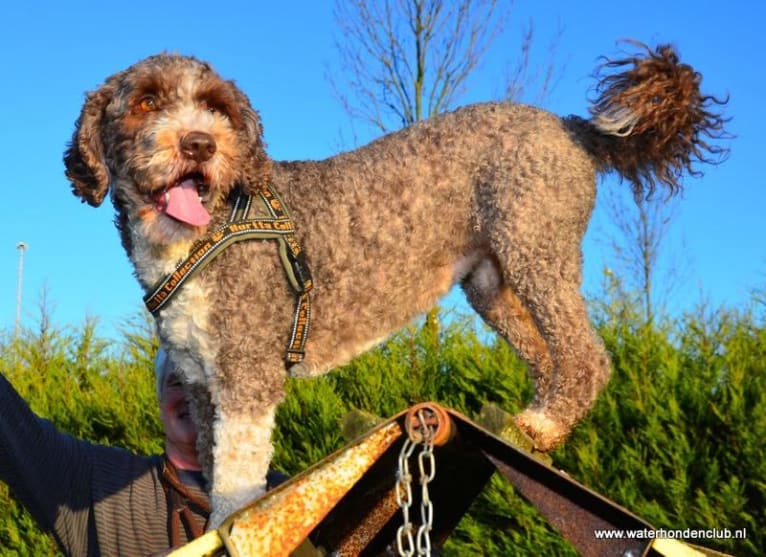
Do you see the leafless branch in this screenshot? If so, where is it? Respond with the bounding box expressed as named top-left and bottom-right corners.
top-left (601, 187), bottom-right (688, 323)
top-left (504, 19), bottom-right (566, 105)
top-left (329, 0), bottom-right (510, 133)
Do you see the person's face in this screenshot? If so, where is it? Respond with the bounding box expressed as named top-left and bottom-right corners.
top-left (159, 369), bottom-right (198, 448)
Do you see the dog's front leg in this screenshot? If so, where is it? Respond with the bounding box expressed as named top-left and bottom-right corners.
top-left (206, 401), bottom-right (277, 528)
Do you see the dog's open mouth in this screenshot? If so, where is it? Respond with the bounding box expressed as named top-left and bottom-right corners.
top-left (153, 172), bottom-right (211, 227)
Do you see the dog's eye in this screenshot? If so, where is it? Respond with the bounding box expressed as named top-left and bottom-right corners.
top-left (205, 103), bottom-right (229, 119)
top-left (138, 95), bottom-right (159, 112)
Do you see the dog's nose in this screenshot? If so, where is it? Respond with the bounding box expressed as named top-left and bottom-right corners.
top-left (180, 131), bottom-right (217, 162)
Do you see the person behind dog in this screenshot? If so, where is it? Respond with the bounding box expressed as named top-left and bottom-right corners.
top-left (0, 347), bottom-right (319, 556)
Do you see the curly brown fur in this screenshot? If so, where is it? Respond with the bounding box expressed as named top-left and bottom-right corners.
top-left (63, 45), bottom-right (727, 527)
top-left (582, 41), bottom-right (729, 199)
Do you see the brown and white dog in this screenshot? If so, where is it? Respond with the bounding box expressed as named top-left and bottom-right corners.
top-left (64, 45), bottom-right (726, 526)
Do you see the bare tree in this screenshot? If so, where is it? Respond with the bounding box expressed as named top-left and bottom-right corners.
top-left (503, 20), bottom-right (564, 105)
top-left (600, 188), bottom-right (688, 325)
top-left (330, 0), bottom-right (510, 134)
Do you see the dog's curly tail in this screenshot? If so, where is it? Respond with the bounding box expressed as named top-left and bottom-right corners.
top-left (568, 42), bottom-right (730, 199)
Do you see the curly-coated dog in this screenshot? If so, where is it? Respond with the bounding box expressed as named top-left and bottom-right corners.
top-left (64, 43), bottom-right (726, 527)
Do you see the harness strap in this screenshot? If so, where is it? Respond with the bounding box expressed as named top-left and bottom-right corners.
top-left (144, 185), bottom-right (313, 363)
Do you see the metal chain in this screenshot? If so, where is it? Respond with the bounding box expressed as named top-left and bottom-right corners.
top-left (395, 437), bottom-right (417, 556)
top-left (396, 409), bottom-right (437, 557)
top-left (416, 414), bottom-right (436, 556)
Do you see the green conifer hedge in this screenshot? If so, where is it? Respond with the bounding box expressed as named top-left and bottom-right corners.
top-left (1, 296), bottom-right (762, 555)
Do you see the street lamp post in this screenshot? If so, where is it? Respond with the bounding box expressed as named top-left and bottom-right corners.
top-left (15, 241), bottom-right (28, 338)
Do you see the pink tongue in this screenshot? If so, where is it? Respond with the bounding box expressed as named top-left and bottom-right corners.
top-left (162, 179), bottom-right (210, 226)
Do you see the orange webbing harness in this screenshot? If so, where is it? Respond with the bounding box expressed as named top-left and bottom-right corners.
top-left (143, 185), bottom-right (313, 363)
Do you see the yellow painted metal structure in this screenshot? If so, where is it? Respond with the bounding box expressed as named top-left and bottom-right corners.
top-left (167, 403), bottom-right (735, 557)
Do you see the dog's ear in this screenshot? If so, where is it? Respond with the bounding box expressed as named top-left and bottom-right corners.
top-left (230, 84), bottom-right (272, 189)
top-left (226, 82), bottom-right (263, 145)
top-left (64, 84), bottom-right (114, 207)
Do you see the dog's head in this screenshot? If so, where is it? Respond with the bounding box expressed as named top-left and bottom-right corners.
top-left (64, 54), bottom-right (270, 246)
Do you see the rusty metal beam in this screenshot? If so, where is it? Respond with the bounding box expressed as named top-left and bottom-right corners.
top-left (168, 403), bottom-right (733, 557)
top-left (309, 405), bottom-right (495, 556)
top-left (219, 421), bottom-right (402, 557)
top-left (446, 408), bottom-right (654, 557)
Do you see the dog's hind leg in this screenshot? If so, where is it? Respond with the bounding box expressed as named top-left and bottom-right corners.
top-left (510, 270), bottom-right (612, 451)
top-left (462, 257), bottom-right (554, 403)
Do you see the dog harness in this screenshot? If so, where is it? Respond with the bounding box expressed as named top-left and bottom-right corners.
top-left (143, 185), bottom-right (313, 364)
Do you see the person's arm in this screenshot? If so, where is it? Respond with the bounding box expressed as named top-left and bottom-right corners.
top-left (0, 373), bottom-right (93, 553)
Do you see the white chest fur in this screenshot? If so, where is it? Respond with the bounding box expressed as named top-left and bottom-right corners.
top-left (131, 229), bottom-right (219, 388)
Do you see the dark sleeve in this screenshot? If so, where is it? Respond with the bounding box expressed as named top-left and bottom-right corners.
top-left (0, 374), bottom-right (209, 556)
top-left (0, 373), bottom-right (96, 553)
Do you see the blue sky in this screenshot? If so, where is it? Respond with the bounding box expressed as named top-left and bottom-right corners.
top-left (0, 1), bottom-right (761, 340)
